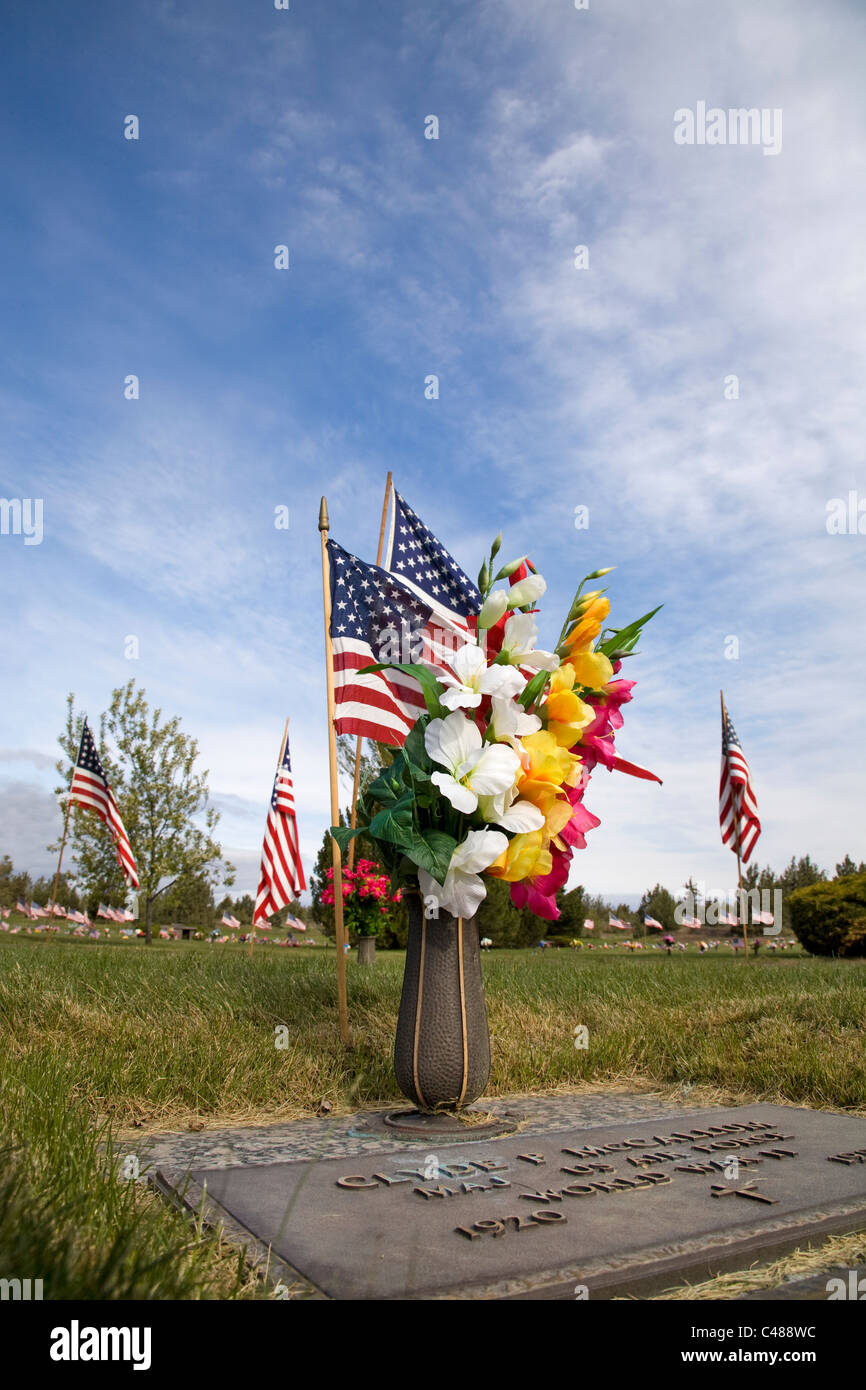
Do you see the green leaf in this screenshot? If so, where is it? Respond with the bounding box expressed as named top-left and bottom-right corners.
top-left (366, 763), bottom-right (406, 806)
top-left (409, 829), bottom-right (457, 882)
top-left (358, 662), bottom-right (447, 719)
top-left (330, 825), bottom-right (366, 857)
top-left (369, 793), bottom-right (416, 849)
top-left (597, 605), bottom-right (662, 658)
top-left (518, 670), bottom-right (551, 710)
top-left (402, 721), bottom-right (432, 777)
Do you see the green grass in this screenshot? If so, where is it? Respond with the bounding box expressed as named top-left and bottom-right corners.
top-left (2, 935), bottom-right (864, 1298)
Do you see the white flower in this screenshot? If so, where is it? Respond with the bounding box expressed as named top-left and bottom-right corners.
top-left (489, 694), bottom-right (542, 740)
top-left (499, 613), bottom-right (560, 671)
top-left (439, 642), bottom-right (526, 712)
top-left (477, 590), bottom-right (509, 630)
top-left (418, 829), bottom-right (509, 919)
top-left (506, 574), bottom-right (547, 608)
top-left (424, 710), bottom-right (521, 813)
top-left (477, 790), bottom-right (545, 833)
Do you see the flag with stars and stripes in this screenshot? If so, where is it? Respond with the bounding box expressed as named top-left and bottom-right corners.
top-left (329, 536), bottom-right (478, 746)
top-left (719, 703), bottom-right (761, 864)
top-left (384, 490), bottom-right (481, 637)
top-left (69, 721), bottom-right (139, 889)
top-left (254, 727), bottom-right (306, 926)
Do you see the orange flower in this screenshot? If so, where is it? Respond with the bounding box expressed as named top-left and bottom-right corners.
top-left (560, 595), bottom-right (610, 657)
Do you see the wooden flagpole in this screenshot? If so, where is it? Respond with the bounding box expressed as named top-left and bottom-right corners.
top-left (319, 496), bottom-right (350, 1045)
top-left (47, 794), bottom-right (73, 934)
top-left (721, 690), bottom-right (749, 958)
top-left (252, 717), bottom-right (290, 958)
top-left (346, 471), bottom-right (393, 874)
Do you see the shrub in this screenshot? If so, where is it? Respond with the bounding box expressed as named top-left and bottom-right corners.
top-left (789, 873), bottom-right (866, 957)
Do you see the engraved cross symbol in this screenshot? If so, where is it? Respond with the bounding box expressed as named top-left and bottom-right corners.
top-left (710, 1181), bottom-right (778, 1205)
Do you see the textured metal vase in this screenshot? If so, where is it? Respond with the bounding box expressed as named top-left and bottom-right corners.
top-left (393, 889), bottom-right (491, 1112)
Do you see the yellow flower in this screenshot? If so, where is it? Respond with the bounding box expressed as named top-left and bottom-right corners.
top-left (568, 648), bottom-right (614, 690)
top-left (560, 595), bottom-right (610, 657)
top-left (487, 830), bottom-right (552, 883)
top-left (518, 730), bottom-right (582, 797)
top-left (529, 786), bottom-right (575, 840)
top-left (545, 664), bottom-right (595, 747)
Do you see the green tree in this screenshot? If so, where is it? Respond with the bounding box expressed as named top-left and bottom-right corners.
top-left (54, 681), bottom-right (234, 944)
top-left (836, 854), bottom-right (866, 879)
top-left (637, 883), bottom-right (677, 933)
top-left (158, 872), bottom-right (216, 928)
top-left (0, 855), bottom-right (32, 908)
top-left (557, 884), bottom-right (589, 937)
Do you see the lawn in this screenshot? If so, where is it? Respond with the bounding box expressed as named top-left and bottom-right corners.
top-left (2, 935), bottom-right (864, 1298)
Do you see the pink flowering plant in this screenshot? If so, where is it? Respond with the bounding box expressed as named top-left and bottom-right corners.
top-left (321, 857), bottom-right (403, 938)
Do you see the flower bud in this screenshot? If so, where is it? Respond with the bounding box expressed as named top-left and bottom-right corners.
top-left (477, 589), bottom-right (509, 629)
top-left (494, 555), bottom-right (527, 581)
top-left (506, 574), bottom-right (546, 608)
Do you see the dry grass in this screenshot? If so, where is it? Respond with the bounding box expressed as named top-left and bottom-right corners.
top-left (651, 1229), bottom-right (866, 1300)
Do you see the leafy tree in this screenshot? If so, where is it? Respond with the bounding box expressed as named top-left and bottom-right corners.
top-left (158, 872), bottom-right (216, 928)
top-left (476, 877), bottom-right (536, 948)
top-left (777, 855), bottom-right (827, 892)
top-left (232, 893), bottom-right (255, 923)
top-left (836, 854), bottom-right (866, 879)
top-left (0, 855), bottom-right (32, 908)
top-left (557, 885), bottom-right (589, 937)
top-left (637, 884), bottom-right (677, 932)
top-left (53, 681), bottom-right (234, 944)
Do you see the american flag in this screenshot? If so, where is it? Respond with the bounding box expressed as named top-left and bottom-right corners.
top-left (253, 727), bottom-right (306, 926)
top-left (609, 915), bottom-right (630, 930)
top-left (329, 526), bottom-right (479, 746)
top-left (69, 721), bottom-right (139, 889)
top-left (719, 704), bottom-right (761, 864)
top-left (644, 916), bottom-right (663, 930)
top-left (384, 491), bottom-right (481, 635)
top-left (220, 912), bottom-right (241, 929)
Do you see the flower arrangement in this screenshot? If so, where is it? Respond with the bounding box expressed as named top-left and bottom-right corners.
top-left (332, 537), bottom-right (659, 922)
top-left (321, 857), bottom-right (403, 938)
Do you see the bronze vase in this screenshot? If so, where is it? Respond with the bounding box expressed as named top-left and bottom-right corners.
top-left (393, 888), bottom-right (491, 1112)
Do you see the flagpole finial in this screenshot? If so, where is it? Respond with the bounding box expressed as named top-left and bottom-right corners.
top-left (318, 497), bottom-right (330, 532)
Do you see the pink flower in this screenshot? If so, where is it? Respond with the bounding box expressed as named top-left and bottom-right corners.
top-left (510, 845), bottom-right (571, 920)
top-left (560, 786), bottom-right (602, 850)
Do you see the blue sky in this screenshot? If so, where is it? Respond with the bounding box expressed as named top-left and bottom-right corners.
top-left (1, 0), bottom-right (864, 905)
